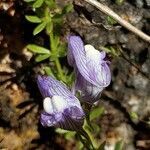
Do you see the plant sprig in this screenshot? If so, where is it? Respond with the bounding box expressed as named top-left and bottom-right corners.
top-left (25, 0), bottom-right (73, 83)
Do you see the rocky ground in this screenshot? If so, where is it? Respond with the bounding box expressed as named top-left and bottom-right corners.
top-left (0, 0), bottom-right (150, 149)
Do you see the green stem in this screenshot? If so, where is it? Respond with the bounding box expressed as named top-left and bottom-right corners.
top-left (79, 128), bottom-right (95, 150)
top-left (55, 58), bottom-right (66, 82)
top-left (77, 134), bottom-right (90, 150)
top-left (84, 103), bottom-right (94, 130)
top-left (49, 32), bottom-right (66, 82)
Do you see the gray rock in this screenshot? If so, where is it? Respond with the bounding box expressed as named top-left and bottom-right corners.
top-left (145, 0), bottom-right (150, 7)
top-left (135, 0), bottom-right (144, 8)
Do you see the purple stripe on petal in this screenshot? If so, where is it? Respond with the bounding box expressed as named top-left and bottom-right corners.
top-left (37, 75), bottom-right (85, 131)
top-left (75, 71), bottom-right (104, 104)
top-left (68, 35), bottom-right (111, 89)
top-left (37, 76), bottom-right (82, 109)
top-left (40, 111), bottom-right (63, 127)
top-left (40, 105), bottom-right (85, 131)
top-left (68, 36), bottom-right (98, 86)
top-left (37, 75), bottom-right (74, 98)
top-left (97, 61), bottom-right (111, 86)
top-left (67, 43), bottom-right (75, 66)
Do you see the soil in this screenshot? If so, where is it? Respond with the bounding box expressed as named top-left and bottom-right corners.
top-left (0, 0), bottom-right (150, 149)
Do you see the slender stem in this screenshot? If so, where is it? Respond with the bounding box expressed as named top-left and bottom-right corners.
top-left (55, 58), bottom-right (66, 82)
top-left (84, 0), bottom-right (150, 43)
top-left (49, 32), bottom-right (66, 82)
top-left (77, 134), bottom-right (91, 150)
top-left (79, 128), bottom-right (95, 150)
top-left (84, 103), bottom-right (94, 130)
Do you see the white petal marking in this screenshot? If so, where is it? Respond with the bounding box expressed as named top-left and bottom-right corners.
top-left (43, 97), bottom-right (53, 114)
top-left (52, 95), bottom-right (68, 112)
top-left (84, 44), bottom-right (100, 62)
top-left (43, 96), bottom-right (68, 114)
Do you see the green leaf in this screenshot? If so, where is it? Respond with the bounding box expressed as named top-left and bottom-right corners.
top-left (90, 107), bottom-right (105, 121)
top-left (92, 123), bottom-right (101, 133)
top-left (55, 128), bottom-right (68, 134)
top-left (55, 129), bottom-right (76, 140)
top-left (62, 4), bottom-right (73, 14)
top-left (84, 121), bottom-right (93, 133)
top-left (130, 112), bottom-right (138, 120)
top-left (110, 46), bottom-right (120, 57)
top-left (24, 0), bottom-right (35, 2)
top-left (35, 54), bottom-right (50, 62)
top-left (101, 46), bottom-right (120, 57)
top-left (25, 15), bottom-right (41, 23)
top-left (45, 0), bottom-right (56, 8)
top-left (53, 14), bottom-right (63, 24)
top-left (33, 21), bottom-right (46, 35)
top-left (115, 140), bottom-right (124, 150)
top-left (44, 66), bottom-right (54, 77)
top-left (57, 43), bottom-right (67, 57)
top-left (115, 0), bottom-right (124, 5)
top-left (33, 0), bottom-right (44, 8)
top-left (27, 44), bottom-right (50, 54)
top-left (65, 132), bottom-right (75, 140)
top-left (50, 34), bottom-right (60, 51)
top-left (66, 72), bottom-right (75, 85)
top-left (107, 16), bottom-right (117, 25)
top-left (46, 21), bottom-right (53, 34)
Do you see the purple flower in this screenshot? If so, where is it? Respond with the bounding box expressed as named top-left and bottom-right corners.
top-left (37, 75), bottom-right (85, 131)
top-left (68, 36), bottom-right (111, 104)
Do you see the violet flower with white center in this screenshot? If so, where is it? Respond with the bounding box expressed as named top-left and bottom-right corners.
top-left (37, 75), bottom-right (85, 131)
top-left (68, 36), bottom-right (111, 104)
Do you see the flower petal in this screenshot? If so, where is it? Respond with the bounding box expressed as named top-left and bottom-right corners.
top-left (40, 111), bottom-right (62, 127)
top-left (68, 36), bottom-right (97, 86)
top-left (75, 71), bottom-right (104, 103)
top-left (37, 75), bottom-right (74, 98)
top-left (37, 75), bottom-right (82, 108)
top-left (68, 36), bottom-right (111, 88)
top-left (43, 96), bottom-right (68, 114)
top-left (37, 75), bottom-right (85, 131)
top-left (40, 105), bottom-right (84, 131)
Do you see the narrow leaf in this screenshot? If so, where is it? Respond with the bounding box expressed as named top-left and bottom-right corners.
top-left (35, 54), bottom-right (50, 62)
top-left (115, 0), bottom-right (124, 5)
top-left (57, 43), bottom-right (67, 57)
top-left (55, 128), bottom-right (69, 134)
top-left (44, 66), bottom-right (54, 77)
top-left (130, 112), bottom-right (138, 120)
top-left (25, 15), bottom-right (41, 23)
top-left (107, 16), bottom-right (117, 25)
top-left (90, 107), bottom-right (105, 121)
top-left (45, 0), bottom-right (56, 8)
top-left (33, 21), bottom-right (46, 35)
top-left (50, 34), bottom-right (59, 51)
top-left (27, 44), bottom-right (50, 54)
top-left (53, 14), bottom-right (63, 24)
top-left (65, 132), bottom-right (76, 140)
top-left (62, 4), bottom-right (73, 14)
top-left (92, 123), bottom-right (101, 133)
top-left (115, 140), bottom-right (124, 150)
top-left (33, 0), bottom-right (44, 8)
top-left (53, 36), bottom-right (59, 49)
top-left (24, 0), bottom-right (35, 2)
top-left (46, 21), bottom-right (53, 34)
